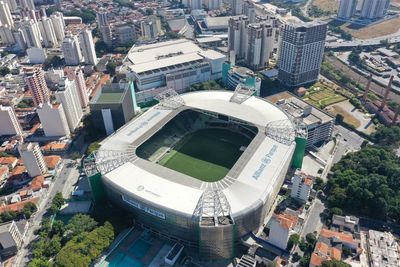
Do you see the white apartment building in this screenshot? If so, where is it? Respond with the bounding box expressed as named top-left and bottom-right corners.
top-left (20, 0), bottom-right (35, 11)
top-left (0, 105), bottom-right (23, 136)
top-left (0, 25), bottom-right (14, 45)
top-left (0, 1), bottom-right (13, 28)
top-left (123, 39), bottom-right (226, 99)
top-left (338, 0), bottom-right (358, 20)
top-left (50, 12), bottom-right (65, 42)
top-left (204, 0), bottom-right (221, 10)
top-left (18, 142), bottom-right (47, 177)
top-left (4, 0), bottom-right (16, 11)
top-left (96, 11), bottom-right (112, 46)
top-left (228, 16), bottom-right (249, 62)
top-left (277, 21), bottom-right (327, 87)
top-left (361, 0), bottom-right (390, 20)
top-left (291, 170), bottom-right (313, 202)
top-left (140, 16), bottom-right (162, 40)
top-left (37, 102), bottom-right (70, 137)
top-left (55, 78), bottom-right (83, 132)
top-left (243, 0), bottom-right (256, 23)
top-left (268, 213), bottom-right (298, 250)
top-left (182, 0), bottom-right (202, 10)
top-left (62, 35), bottom-right (82, 66)
top-left (232, 0), bottom-right (243, 15)
top-left (65, 66), bottom-right (89, 108)
top-left (13, 29), bottom-right (26, 50)
top-left (20, 18), bottom-right (42, 48)
top-left (38, 17), bottom-right (58, 48)
top-left (79, 29), bottom-right (97, 65)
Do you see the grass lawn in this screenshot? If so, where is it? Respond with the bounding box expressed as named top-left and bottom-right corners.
top-left (158, 128), bottom-right (251, 182)
top-left (303, 83), bottom-right (346, 109)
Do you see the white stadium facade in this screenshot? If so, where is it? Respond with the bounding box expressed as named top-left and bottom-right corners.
top-left (84, 89), bottom-right (305, 260)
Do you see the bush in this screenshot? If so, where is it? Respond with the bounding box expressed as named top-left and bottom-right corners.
top-left (287, 233), bottom-right (300, 250)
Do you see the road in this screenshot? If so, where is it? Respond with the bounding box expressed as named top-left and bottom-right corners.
top-left (326, 35), bottom-right (400, 49)
top-left (13, 159), bottom-right (78, 267)
top-left (300, 198), bottom-right (325, 238)
top-left (332, 125), bottom-right (365, 164)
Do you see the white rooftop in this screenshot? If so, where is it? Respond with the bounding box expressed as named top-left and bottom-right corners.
top-left (100, 91), bottom-right (295, 217)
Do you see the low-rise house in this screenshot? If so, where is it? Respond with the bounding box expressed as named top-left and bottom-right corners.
top-left (332, 215), bottom-right (359, 233)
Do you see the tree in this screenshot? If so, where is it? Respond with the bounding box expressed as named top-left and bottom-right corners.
top-left (87, 142), bottom-right (100, 154)
top-left (0, 67), bottom-right (10, 76)
top-left (45, 236), bottom-right (62, 257)
top-left (306, 233), bottom-right (317, 245)
top-left (28, 258), bottom-right (51, 267)
top-left (373, 126), bottom-right (400, 148)
top-left (322, 259), bottom-right (351, 267)
top-left (43, 56), bottom-right (64, 70)
top-left (106, 62), bottom-right (117, 76)
top-left (49, 192), bottom-right (65, 214)
top-left (299, 255), bottom-right (310, 267)
top-left (22, 202), bottom-right (37, 219)
top-left (348, 49), bottom-right (362, 65)
top-left (145, 8), bottom-right (154, 15)
top-left (71, 152), bottom-right (81, 160)
top-left (287, 233), bottom-right (300, 250)
top-left (51, 220), bottom-right (65, 237)
top-left (66, 214), bottom-right (97, 236)
top-left (336, 114), bottom-right (344, 124)
top-left (95, 40), bottom-right (109, 56)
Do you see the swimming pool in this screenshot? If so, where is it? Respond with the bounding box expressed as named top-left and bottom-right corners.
top-left (107, 252), bottom-right (143, 267)
top-left (128, 238), bottom-right (151, 259)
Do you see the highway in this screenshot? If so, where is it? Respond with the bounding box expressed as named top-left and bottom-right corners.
top-left (326, 35), bottom-right (400, 49)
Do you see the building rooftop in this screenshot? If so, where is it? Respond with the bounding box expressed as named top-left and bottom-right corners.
top-left (368, 230), bottom-right (400, 267)
top-left (310, 241), bottom-right (341, 267)
top-left (96, 92), bottom-right (125, 105)
top-left (267, 92), bottom-right (334, 126)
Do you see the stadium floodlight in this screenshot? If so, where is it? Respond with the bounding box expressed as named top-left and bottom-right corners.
top-left (193, 188), bottom-right (232, 226)
top-left (265, 119), bottom-right (296, 145)
top-left (155, 89), bottom-right (185, 109)
top-left (83, 146), bottom-right (137, 176)
top-left (230, 84), bottom-right (255, 104)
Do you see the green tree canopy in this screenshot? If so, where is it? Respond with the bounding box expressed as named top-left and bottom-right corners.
top-left (322, 259), bottom-right (351, 267)
top-left (66, 214), bottom-right (98, 236)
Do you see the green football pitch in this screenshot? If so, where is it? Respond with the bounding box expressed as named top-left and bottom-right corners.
top-left (157, 128), bottom-right (251, 182)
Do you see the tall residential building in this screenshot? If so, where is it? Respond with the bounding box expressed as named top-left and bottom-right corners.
top-left (228, 16), bottom-right (249, 62)
top-left (338, 0), bottom-right (358, 19)
top-left (55, 78), bottom-right (83, 132)
top-left (0, 106), bottom-right (23, 136)
top-left (18, 142), bottom-right (47, 177)
top-left (20, 18), bottom-right (41, 48)
top-left (24, 68), bottom-right (50, 107)
top-left (291, 170), bottom-right (313, 202)
top-left (0, 25), bottom-right (15, 45)
top-left (37, 102), bottom-right (70, 137)
top-left (182, 0), bottom-right (202, 9)
top-left (268, 212), bottom-right (298, 250)
top-left (79, 29), bottom-right (97, 65)
top-left (277, 21), bottom-right (327, 87)
top-left (62, 35), bottom-right (82, 66)
top-left (245, 17), bottom-right (277, 70)
top-left (96, 11), bottom-right (112, 46)
top-left (38, 17), bottom-right (58, 48)
top-left (50, 12), bottom-right (65, 42)
top-left (205, 0), bottom-right (221, 10)
top-left (13, 29), bottom-right (27, 50)
top-left (4, 0), bottom-right (17, 12)
top-left (140, 16), bottom-right (162, 40)
top-left (20, 0), bottom-right (35, 11)
top-left (232, 0), bottom-right (243, 15)
top-left (361, 0), bottom-right (390, 19)
top-left (0, 1), bottom-right (14, 28)
top-left (114, 23), bottom-right (136, 45)
top-left (65, 66), bottom-right (89, 108)
top-left (243, 0), bottom-right (256, 23)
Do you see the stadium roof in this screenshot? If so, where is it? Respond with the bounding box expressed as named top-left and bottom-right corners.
top-left (99, 91), bottom-right (296, 217)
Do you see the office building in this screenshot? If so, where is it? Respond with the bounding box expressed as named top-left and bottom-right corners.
top-left (291, 170), bottom-right (313, 202)
top-left (0, 105), bottom-right (23, 136)
top-left (338, 0), bottom-right (358, 19)
top-left (277, 21), bottom-right (327, 87)
top-left (24, 68), bottom-right (50, 107)
top-left (37, 102), bottom-right (70, 137)
top-left (50, 12), bottom-right (65, 42)
top-left (18, 142), bottom-right (47, 177)
top-left (140, 16), bottom-right (162, 40)
top-left (361, 0), bottom-right (390, 19)
top-left (79, 29), bottom-right (97, 65)
top-left (55, 78), bottom-right (83, 132)
top-left (96, 11), bottom-right (112, 46)
top-left (270, 92), bottom-right (335, 148)
top-left (228, 16), bottom-right (249, 62)
top-left (123, 39), bottom-right (226, 98)
top-left (0, 221), bottom-right (25, 259)
top-left (62, 35), bottom-right (82, 66)
top-left (20, 18), bottom-right (42, 48)
top-left (64, 67), bottom-right (89, 108)
top-left (232, 0), bottom-right (243, 15)
top-left (222, 63), bottom-right (261, 95)
top-left (90, 82), bottom-right (136, 135)
top-left (114, 24), bottom-right (136, 45)
top-left (0, 1), bottom-right (13, 28)
top-left (0, 25), bottom-right (14, 45)
top-left (38, 17), bottom-right (58, 48)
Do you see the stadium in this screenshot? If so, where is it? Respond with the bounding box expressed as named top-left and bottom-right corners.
top-left (84, 88), bottom-right (306, 260)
